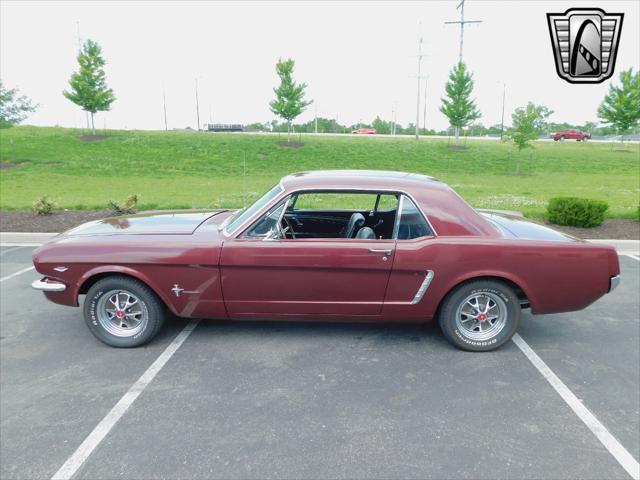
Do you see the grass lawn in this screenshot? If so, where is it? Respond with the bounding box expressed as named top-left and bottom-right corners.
top-left (1, 126), bottom-right (638, 218)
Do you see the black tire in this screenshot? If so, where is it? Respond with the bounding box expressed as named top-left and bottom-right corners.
top-left (438, 280), bottom-right (520, 352)
top-left (83, 275), bottom-right (166, 348)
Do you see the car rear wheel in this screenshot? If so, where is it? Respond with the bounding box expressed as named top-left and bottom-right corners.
top-left (84, 276), bottom-right (165, 348)
top-left (438, 280), bottom-right (520, 352)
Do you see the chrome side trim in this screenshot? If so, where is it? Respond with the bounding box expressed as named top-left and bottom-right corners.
top-left (31, 279), bottom-right (66, 292)
top-left (609, 274), bottom-right (621, 293)
top-left (411, 270), bottom-right (434, 305)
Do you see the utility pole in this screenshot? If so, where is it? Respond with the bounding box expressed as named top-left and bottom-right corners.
top-left (390, 103), bottom-right (395, 136)
top-left (444, 0), bottom-right (482, 63)
top-left (500, 82), bottom-right (506, 140)
top-left (162, 85), bottom-right (168, 131)
top-left (392, 102), bottom-right (398, 135)
top-left (422, 76), bottom-right (428, 135)
top-left (409, 37), bottom-right (426, 139)
top-left (194, 78), bottom-right (201, 131)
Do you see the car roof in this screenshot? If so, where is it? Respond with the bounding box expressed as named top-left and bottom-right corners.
top-left (280, 170), bottom-right (445, 192)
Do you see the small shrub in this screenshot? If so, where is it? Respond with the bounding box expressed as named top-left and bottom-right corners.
top-left (547, 197), bottom-right (608, 227)
top-left (108, 194), bottom-right (139, 215)
top-left (32, 196), bottom-right (56, 216)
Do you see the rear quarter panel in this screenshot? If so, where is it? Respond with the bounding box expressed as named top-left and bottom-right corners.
top-left (383, 237), bottom-right (618, 319)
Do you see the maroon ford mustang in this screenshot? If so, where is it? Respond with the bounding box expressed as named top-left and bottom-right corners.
top-left (32, 170), bottom-right (620, 351)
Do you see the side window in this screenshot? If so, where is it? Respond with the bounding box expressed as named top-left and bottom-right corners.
top-left (243, 202), bottom-right (286, 238)
top-left (396, 196), bottom-right (433, 240)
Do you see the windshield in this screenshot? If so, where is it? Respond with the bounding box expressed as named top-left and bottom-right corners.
top-left (224, 184), bottom-right (283, 234)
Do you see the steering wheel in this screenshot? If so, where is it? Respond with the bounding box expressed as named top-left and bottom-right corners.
top-left (281, 215), bottom-right (297, 239)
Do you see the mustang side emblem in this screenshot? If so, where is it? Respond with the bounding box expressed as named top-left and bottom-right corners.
top-left (171, 284), bottom-right (184, 297)
top-left (546, 8), bottom-right (623, 84)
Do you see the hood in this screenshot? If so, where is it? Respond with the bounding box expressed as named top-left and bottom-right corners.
top-left (62, 210), bottom-right (226, 236)
top-left (480, 212), bottom-right (583, 242)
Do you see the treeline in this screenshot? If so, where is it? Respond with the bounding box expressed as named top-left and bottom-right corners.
top-left (245, 117), bottom-right (624, 137)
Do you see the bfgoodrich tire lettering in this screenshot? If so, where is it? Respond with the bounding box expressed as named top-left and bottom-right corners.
top-left (438, 280), bottom-right (521, 352)
top-left (83, 275), bottom-right (165, 348)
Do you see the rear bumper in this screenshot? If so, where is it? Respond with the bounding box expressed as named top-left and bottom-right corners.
top-left (32, 278), bottom-right (66, 292)
top-left (609, 275), bottom-right (621, 293)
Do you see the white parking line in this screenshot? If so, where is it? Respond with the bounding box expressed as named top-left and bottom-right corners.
top-left (0, 246), bottom-right (24, 256)
top-left (512, 333), bottom-right (640, 480)
top-left (51, 318), bottom-right (201, 480)
top-left (626, 254), bottom-right (640, 261)
top-left (0, 266), bottom-right (35, 283)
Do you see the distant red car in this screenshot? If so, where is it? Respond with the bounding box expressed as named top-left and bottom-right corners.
top-left (352, 128), bottom-right (376, 135)
top-left (552, 129), bottom-right (590, 141)
top-left (32, 170), bottom-right (620, 351)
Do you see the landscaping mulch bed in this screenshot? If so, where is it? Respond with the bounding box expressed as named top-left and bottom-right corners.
top-left (546, 219), bottom-right (639, 240)
top-left (278, 141), bottom-right (304, 148)
top-left (0, 210), bottom-right (113, 233)
top-left (78, 134), bottom-right (109, 142)
top-left (1, 209), bottom-right (638, 239)
top-left (0, 162), bottom-right (22, 170)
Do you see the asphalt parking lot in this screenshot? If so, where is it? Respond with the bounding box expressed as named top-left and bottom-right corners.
top-left (1, 245), bottom-right (638, 480)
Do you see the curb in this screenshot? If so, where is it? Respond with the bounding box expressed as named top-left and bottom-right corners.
top-left (0, 232), bottom-right (59, 246)
top-left (0, 232), bottom-right (638, 254)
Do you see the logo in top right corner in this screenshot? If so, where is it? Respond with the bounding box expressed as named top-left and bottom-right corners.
top-left (547, 8), bottom-right (624, 84)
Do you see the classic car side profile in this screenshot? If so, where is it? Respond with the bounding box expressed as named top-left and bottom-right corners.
top-left (32, 170), bottom-right (620, 351)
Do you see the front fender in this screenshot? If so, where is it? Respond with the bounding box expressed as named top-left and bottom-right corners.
top-left (75, 265), bottom-right (179, 315)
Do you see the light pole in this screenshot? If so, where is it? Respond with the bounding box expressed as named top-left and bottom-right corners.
top-left (194, 78), bottom-right (201, 131)
top-left (415, 37), bottom-right (423, 140)
top-left (499, 82), bottom-right (506, 140)
top-left (162, 84), bottom-right (168, 131)
top-left (422, 76), bottom-right (428, 135)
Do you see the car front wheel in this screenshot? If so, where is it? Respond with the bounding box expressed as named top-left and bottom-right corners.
top-left (438, 280), bottom-right (520, 352)
top-left (84, 276), bottom-right (166, 348)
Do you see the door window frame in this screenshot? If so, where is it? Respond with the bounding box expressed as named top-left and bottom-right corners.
top-left (232, 187), bottom-right (438, 241)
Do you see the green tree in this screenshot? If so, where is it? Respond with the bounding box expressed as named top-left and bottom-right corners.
top-left (440, 62), bottom-right (481, 145)
top-left (0, 80), bottom-right (37, 129)
top-left (63, 39), bottom-right (115, 134)
top-left (269, 58), bottom-right (312, 142)
top-left (597, 68), bottom-right (640, 143)
top-left (508, 102), bottom-right (553, 150)
top-left (372, 116), bottom-right (391, 135)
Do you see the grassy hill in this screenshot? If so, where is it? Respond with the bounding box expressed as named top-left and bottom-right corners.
top-left (1, 126), bottom-right (638, 218)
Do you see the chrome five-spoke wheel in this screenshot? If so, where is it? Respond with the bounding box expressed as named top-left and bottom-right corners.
top-left (97, 290), bottom-right (148, 337)
top-left (84, 276), bottom-right (165, 348)
top-left (455, 292), bottom-right (507, 342)
top-left (438, 280), bottom-right (521, 352)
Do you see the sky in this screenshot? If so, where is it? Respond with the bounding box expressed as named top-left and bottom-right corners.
top-left (1, 0), bottom-right (639, 131)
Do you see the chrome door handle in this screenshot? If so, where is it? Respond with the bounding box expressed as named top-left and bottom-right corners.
top-left (368, 248), bottom-right (392, 256)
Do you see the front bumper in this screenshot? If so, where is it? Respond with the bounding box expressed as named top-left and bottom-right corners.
top-left (32, 278), bottom-right (66, 292)
top-left (609, 275), bottom-right (621, 293)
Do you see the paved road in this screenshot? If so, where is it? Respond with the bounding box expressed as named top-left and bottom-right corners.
top-left (1, 246), bottom-right (638, 479)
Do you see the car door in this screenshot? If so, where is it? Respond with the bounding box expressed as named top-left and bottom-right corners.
top-left (219, 192), bottom-right (396, 317)
top-left (220, 238), bottom-right (395, 316)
